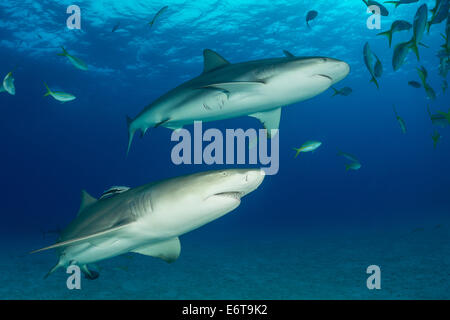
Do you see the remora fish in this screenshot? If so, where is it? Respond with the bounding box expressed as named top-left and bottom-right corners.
top-left (31, 169), bottom-right (265, 279)
top-left (126, 49), bottom-right (350, 154)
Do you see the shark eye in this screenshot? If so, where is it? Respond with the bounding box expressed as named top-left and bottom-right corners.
top-left (221, 171), bottom-right (229, 177)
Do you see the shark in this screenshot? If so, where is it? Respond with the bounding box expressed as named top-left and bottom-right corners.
top-left (126, 49), bottom-right (350, 154)
top-left (31, 169), bottom-right (265, 279)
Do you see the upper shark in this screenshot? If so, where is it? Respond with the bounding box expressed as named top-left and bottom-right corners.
top-left (126, 49), bottom-right (350, 154)
top-left (31, 169), bottom-right (265, 279)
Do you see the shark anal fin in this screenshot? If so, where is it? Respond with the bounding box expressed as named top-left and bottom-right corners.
top-left (203, 49), bottom-right (230, 73)
top-left (132, 237), bottom-right (181, 263)
top-left (250, 107), bottom-right (282, 138)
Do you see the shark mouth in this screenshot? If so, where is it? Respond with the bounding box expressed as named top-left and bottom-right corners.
top-left (316, 74), bottom-right (333, 81)
top-left (212, 192), bottom-right (244, 201)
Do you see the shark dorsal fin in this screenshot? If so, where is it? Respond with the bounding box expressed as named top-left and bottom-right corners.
top-left (77, 190), bottom-right (97, 216)
top-left (203, 49), bottom-right (230, 73)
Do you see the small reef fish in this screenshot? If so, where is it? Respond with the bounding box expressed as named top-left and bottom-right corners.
top-left (428, 0), bottom-right (449, 33)
top-left (377, 20), bottom-right (412, 48)
top-left (385, 0), bottom-right (419, 8)
top-left (393, 105), bottom-right (407, 134)
top-left (337, 150), bottom-right (360, 163)
top-left (417, 66), bottom-right (436, 100)
top-left (408, 81), bottom-right (422, 88)
top-left (149, 6), bottom-right (168, 28)
top-left (438, 109), bottom-right (450, 124)
top-left (44, 83), bottom-right (76, 103)
top-left (363, 42), bottom-right (380, 88)
top-left (431, 131), bottom-right (442, 148)
top-left (443, 80), bottom-right (448, 93)
top-left (345, 162), bottom-right (362, 171)
top-left (306, 10), bottom-right (318, 28)
top-left (58, 47), bottom-right (88, 71)
top-left (363, 1), bottom-right (389, 16)
top-left (374, 55), bottom-right (383, 78)
top-left (332, 86), bottom-right (352, 96)
top-left (112, 22), bottom-right (121, 33)
top-left (427, 105), bottom-right (449, 128)
top-left (293, 141), bottom-right (322, 158)
top-left (2, 71), bottom-right (15, 95)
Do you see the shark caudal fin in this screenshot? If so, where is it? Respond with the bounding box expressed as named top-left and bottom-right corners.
top-left (57, 46), bottom-right (68, 57)
top-left (126, 116), bottom-right (136, 156)
top-left (43, 82), bottom-right (52, 97)
top-left (377, 30), bottom-right (393, 48)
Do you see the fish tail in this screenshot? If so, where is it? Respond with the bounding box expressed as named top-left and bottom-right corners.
top-left (331, 87), bottom-right (339, 96)
top-left (370, 76), bottom-right (379, 89)
top-left (126, 116), bottom-right (136, 156)
top-left (409, 41), bottom-right (420, 61)
top-left (57, 46), bottom-right (68, 57)
top-left (377, 30), bottom-right (393, 48)
top-left (293, 148), bottom-right (301, 158)
top-left (345, 164), bottom-right (351, 171)
top-left (44, 82), bottom-right (51, 97)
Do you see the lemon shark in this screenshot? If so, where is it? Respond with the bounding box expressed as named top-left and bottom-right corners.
top-left (31, 169), bottom-right (265, 279)
top-left (126, 49), bottom-right (350, 154)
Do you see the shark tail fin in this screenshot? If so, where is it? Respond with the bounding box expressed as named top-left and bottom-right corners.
top-left (44, 82), bottom-right (51, 97)
top-left (57, 46), bottom-right (68, 57)
top-left (377, 30), bottom-right (393, 48)
top-left (126, 116), bottom-right (136, 156)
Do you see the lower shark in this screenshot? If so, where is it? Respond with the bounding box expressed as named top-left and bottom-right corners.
top-left (31, 169), bottom-right (265, 279)
top-left (126, 49), bottom-right (350, 154)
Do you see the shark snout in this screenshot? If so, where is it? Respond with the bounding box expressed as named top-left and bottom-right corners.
top-left (241, 169), bottom-right (265, 195)
top-left (327, 59), bottom-right (350, 84)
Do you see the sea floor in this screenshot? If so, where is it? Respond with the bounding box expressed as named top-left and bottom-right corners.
top-left (0, 224), bottom-right (449, 300)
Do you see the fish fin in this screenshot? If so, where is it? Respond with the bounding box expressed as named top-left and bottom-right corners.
top-left (370, 76), bottom-right (380, 89)
top-left (30, 223), bottom-right (132, 254)
top-left (293, 148), bottom-right (301, 158)
top-left (44, 261), bottom-right (63, 279)
top-left (249, 107), bottom-right (282, 138)
top-left (0, 86), bottom-right (5, 93)
top-left (163, 124), bottom-right (184, 131)
top-left (331, 87), bottom-right (339, 96)
top-left (57, 46), bottom-right (68, 57)
top-left (345, 164), bottom-right (351, 171)
top-left (377, 30), bottom-right (393, 48)
top-left (410, 42), bottom-right (420, 61)
top-left (44, 82), bottom-right (51, 97)
top-left (283, 50), bottom-right (295, 58)
top-left (77, 190), bottom-right (97, 216)
top-left (140, 127), bottom-right (148, 138)
top-left (203, 81), bottom-right (265, 94)
top-left (132, 237), bottom-right (181, 263)
top-left (202, 49), bottom-right (230, 73)
top-left (419, 42), bottom-right (429, 48)
top-left (126, 116), bottom-right (135, 156)
top-left (81, 265), bottom-right (100, 280)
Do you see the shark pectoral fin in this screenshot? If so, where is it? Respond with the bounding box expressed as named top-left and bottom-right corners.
top-left (203, 49), bottom-right (230, 73)
top-left (163, 124), bottom-right (184, 131)
top-left (132, 237), bottom-right (181, 263)
top-left (283, 50), bottom-right (295, 58)
top-left (77, 190), bottom-right (98, 216)
top-left (204, 81), bottom-right (265, 94)
top-left (250, 107), bottom-right (282, 138)
top-left (30, 223), bottom-right (132, 254)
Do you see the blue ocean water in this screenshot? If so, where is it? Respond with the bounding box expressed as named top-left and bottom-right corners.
top-left (0, 0), bottom-right (449, 299)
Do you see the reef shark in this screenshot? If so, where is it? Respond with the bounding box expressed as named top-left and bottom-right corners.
top-left (126, 49), bottom-right (350, 154)
top-left (31, 169), bottom-right (265, 279)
